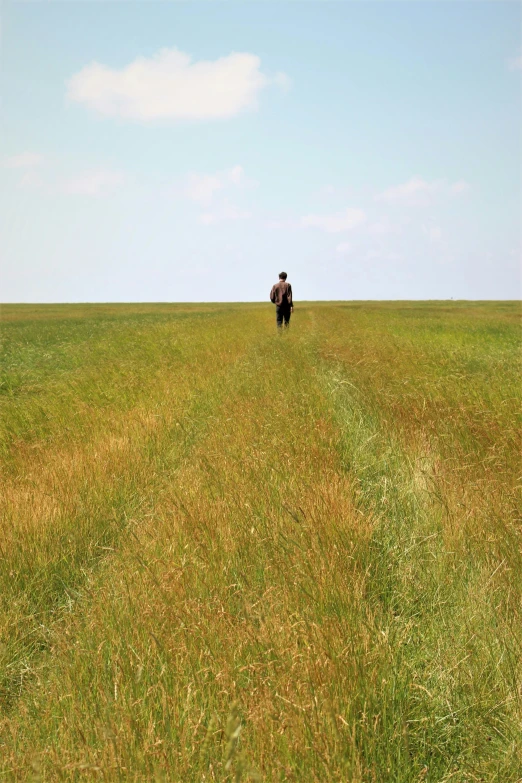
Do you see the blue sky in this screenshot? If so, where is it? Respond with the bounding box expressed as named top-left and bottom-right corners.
top-left (1, 1), bottom-right (521, 302)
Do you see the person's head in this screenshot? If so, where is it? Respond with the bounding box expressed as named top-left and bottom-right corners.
top-left (279, 271), bottom-right (288, 280)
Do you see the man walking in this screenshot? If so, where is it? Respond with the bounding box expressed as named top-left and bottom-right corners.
top-left (270, 272), bottom-right (294, 329)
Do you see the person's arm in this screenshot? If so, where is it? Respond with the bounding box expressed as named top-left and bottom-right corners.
top-left (270, 285), bottom-right (276, 303)
top-left (288, 284), bottom-right (294, 310)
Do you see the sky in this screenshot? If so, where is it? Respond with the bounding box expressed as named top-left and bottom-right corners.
top-left (1, 1), bottom-right (521, 302)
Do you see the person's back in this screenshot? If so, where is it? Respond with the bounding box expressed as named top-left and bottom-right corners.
top-left (270, 272), bottom-right (293, 329)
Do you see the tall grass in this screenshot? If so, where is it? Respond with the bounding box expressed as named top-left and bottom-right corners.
top-left (1, 302), bottom-right (520, 781)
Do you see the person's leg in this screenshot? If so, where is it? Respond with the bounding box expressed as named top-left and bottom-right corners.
top-left (276, 305), bottom-right (284, 329)
top-left (284, 307), bottom-right (291, 328)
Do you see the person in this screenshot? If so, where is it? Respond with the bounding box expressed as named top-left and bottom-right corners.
top-left (270, 272), bottom-right (294, 329)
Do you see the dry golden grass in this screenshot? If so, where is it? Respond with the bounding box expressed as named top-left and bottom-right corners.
top-left (1, 302), bottom-right (520, 781)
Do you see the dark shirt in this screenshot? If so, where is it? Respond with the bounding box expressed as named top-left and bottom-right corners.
top-left (270, 280), bottom-right (293, 307)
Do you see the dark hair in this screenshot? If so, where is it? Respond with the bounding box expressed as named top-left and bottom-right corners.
top-left (279, 271), bottom-right (288, 280)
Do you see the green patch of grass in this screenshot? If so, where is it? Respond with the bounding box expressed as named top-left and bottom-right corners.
top-left (0, 302), bottom-right (520, 781)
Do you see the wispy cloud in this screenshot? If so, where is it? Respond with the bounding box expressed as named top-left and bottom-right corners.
top-left (200, 202), bottom-right (251, 225)
top-left (375, 177), bottom-right (442, 205)
top-left (67, 47), bottom-right (290, 122)
top-left (301, 207), bottom-right (366, 234)
top-left (335, 242), bottom-right (352, 255)
top-left (507, 54), bottom-right (522, 71)
top-left (367, 216), bottom-right (402, 236)
top-left (185, 173), bottom-right (224, 207)
top-left (318, 184), bottom-right (337, 197)
top-left (3, 152), bottom-right (44, 169)
top-left (184, 165), bottom-right (256, 207)
top-left (376, 176), bottom-right (471, 206)
top-left (60, 169), bottom-right (126, 196)
top-left (422, 223), bottom-right (442, 242)
top-left (177, 165), bottom-right (257, 224)
top-left (451, 180), bottom-right (471, 194)
top-left (273, 71), bottom-right (292, 92)
top-left (3, 152), bottom-right (125, 197)
top-left (366, 249), bottom-right (404, 263)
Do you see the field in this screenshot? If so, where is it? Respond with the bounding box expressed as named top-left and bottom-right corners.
top-left (1, 301), bottom-right (520, 782)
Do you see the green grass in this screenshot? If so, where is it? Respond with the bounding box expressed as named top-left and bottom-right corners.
top-left (0, 301), bottom-right (520, 782)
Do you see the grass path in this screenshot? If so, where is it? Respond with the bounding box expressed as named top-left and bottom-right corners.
top-left (1, 303), bottom-right (520, 781)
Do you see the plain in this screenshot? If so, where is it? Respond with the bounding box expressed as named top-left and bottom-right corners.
top-left (0, 301), bottom-right (520, 782)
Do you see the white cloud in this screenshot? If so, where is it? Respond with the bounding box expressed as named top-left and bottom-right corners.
top-left (316, 184), bottom-right (359, 200)
top-left (3, 152), bottom-right (44, 169)
top-left (60, 169), bottom-right (126, 196)
top-left (508, 54), bottom-right (522, 71)
top-left (366, 249), bottom-right (403, 262)
top-left (367, 216), bottom-right (399, 235)
top-left (301, 207), bottom-right (366, 234)
top-left (182, 165), bottom-right (256, 223)
top-left (336, 242), bottom-right (352, 255)
top-left (318, 184), bottom-right (336, 197)
top-left (67, 47), bottom-right (289, 122)
top-left (228, 165), bottom-right (247, 186)
top-left (200, 202), bottom-right (251, 225)
top-left (451, 180), bottom-right (471, 194)
top-left (375, 177), bottom-right (442, 205)
top-left (184, 165), bottom-right (255, 206)
top-left (422, 223), bottom-right (442, 242)
top-left (376, 176), bottom-right (471, 205)
top-left (185, 173), bottom-right (223, 206)
top-left (18, 170), bottom-right (44, 190)
top-left (273, 71), bottom-right (292, 92)
top-left (3, 152), bottom-right (126, 197)
top-left (263, 214), bottom-right (298, 230)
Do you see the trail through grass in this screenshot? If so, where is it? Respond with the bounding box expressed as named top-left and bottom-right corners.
top-left (1, 302), bottom-right (520, 782)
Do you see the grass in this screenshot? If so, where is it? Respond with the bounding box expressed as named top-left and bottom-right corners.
top-left (0, 301), bottom-right (520, 782)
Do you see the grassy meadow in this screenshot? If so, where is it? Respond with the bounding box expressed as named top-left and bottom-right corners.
top-left (0, 301), bottom-right (520, 782)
